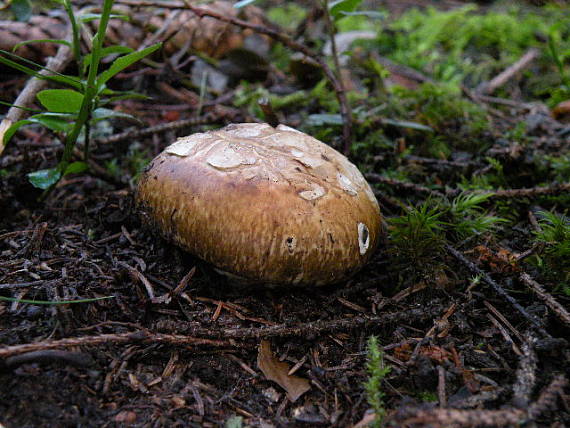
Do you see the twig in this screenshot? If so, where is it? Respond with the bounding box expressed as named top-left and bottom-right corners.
top-left (154, 305), bottom-right (445, 340)
top-left (438, 365), bottom-right (447, 407)
top-left (512, 335), bottom-right (538, 408)
top-left (476, 48), bottom-right (540, 95)
top-left (179, 1), bottom-right (353, 153)
top-left (527, 374), bottom-right (568, 419)
top-left (365, 174), bottom-right (446, 198)
top-left (520, 273), bottom-right (570, 328)
top-left (445, 244), bottom-right (549, 337)
top-left (95, 112), bottom-right (223, 145)
top-left (0, 28), bottom-right (73, 155)
top-left (392, 375), bottom-right (568, 426)
top-left (481, 183), bottom-right (570, 199)
top-left (0, 331), bottom-right (230, 359)
top-left (372, 52), bottom-right (435, 84)
top-left (3, 350), bottom-right (93, 369)
top-left (393, 407), bottom-right (526, 427)
top-left (366, 174), bottom-right (570, 201)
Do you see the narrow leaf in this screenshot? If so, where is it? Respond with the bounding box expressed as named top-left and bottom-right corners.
top-left (79, 13), bottom-right (130, 23)
top-left (234, 0), bottom-right (256, 8)
top-left (0, 50), bottom-right (82, 89)
top-left (28, 113), bottom-right (74, 133)
top-left (0, 100), bottom-right (41, 113)
top-left (329, 0), bottom-right (363, 20)
top-left (96, 43), bottom-right (162, 89)
top-left (382, 118), bottom-right (434, 132)
top-left (339, 10), bottom-right (384, 19)
top-left (83, 45), bottom-right (134, 68)
top-left (0, 295), bottom-right (114, 305)
top-left (307, 113), bottom-right (343, 126)
top-left (3, 119), bottom-right (33, 143)
top-left (64, 161), bottom-right (89, 175)
top-left (37, 89), bottom-right (84, 113)
top-left (13, 39), bottom-right (72, 52)
top-left (91, 107), bottom-right (142, 124)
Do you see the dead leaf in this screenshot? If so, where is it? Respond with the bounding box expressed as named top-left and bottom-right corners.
top-left (552, 99), bottom-right (570, 123)
top-left (472, 245), bottom-right (520, 273)
top-left (257, 340), bottom-right (311, 402)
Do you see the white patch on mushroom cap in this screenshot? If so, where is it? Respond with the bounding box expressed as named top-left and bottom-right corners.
top-left (291, 149), bottom-right (304, 157)
top-left (299, 183), bottom-right (326, 200)
top-left (358, 222), bottom-right (370, 255)
top-left (337, 172), bottom-right (358, 196)
top-left (296, 156), bottom-right (324, 169)
top-left (277, 124), bottom-right (304, 134)
top-left (226, 123), bottom-right (271, 138)
top-left (165, 134), bottom-right (205, 156)
top-left (207, 146), bottom-right (245, 169)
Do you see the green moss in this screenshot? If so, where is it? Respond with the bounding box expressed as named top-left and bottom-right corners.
top-left (531, 211), bottom-right (570, 293)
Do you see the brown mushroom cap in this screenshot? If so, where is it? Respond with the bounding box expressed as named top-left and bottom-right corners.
top-left (136, 123), bottom-right (382, 286)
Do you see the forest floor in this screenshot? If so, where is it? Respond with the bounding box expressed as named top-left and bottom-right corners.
top-left (0, 1), bottom-right (569, 427)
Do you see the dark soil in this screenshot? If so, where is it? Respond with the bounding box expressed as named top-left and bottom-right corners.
top-left (1, 1), bottom-right (569, 427)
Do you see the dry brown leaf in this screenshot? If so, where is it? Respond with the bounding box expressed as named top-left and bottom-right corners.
top-left (257, 340), bottom-right (311, 403)
top-left (552, 100), bottom-right (570, 123)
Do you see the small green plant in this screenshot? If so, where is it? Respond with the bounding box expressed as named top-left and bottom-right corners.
top-left (365, 336), bottom-right (391, 427)
top-left (388, 193), bottom-right (505, 279)
top-left (546, 28), bottom-right (570, 106)
top-left (449, 192), bottom-right (506, 239)
top-left (532, 211), bottom-right (570, 293)
top-left (0, 0), bottom-right (160, 193)
top-left (418, 391), bottom-right (438, 402)
top-left (389, 200), bottom-right (446, 267)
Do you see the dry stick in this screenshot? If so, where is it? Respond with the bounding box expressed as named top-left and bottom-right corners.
top-left (0, 31), bottom-right (73, 156)
top-left (520, 273), bottom-right (570, 328)
top-left (527, 374), bottom-right (568, 419)
top-left (396, 408), bottom-right (526, 427)
top-left (445, 245), bottom-right (550, 338)
top-left (155, 305), bottom-right (445, 340)
top-left (365, 173), bottom-right (446, 198)
top-left (4, 350), bottom-right (93, 369)
top-left (0, 331), bottom-right (231, 359)
top-left (366, 174), bottom-right (570, 200)
top-left (178, 1), bottom-right (353, 153)
top-left (512, 335), bottom-right (538, 408)
top-left (393, 375), bottom-right (568, 426)
top-left (0, 307), bottom-right (444, 360)
top-left (476, 48), bottom-right (541, 95)
top-left (95, 112), bottom-right (222, 145)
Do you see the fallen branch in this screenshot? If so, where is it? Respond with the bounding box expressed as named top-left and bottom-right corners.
top-left (394, 407), bottom-right (526, 427)
top-left (94, 111), bottom-right (223, 145)
top-left (476, 48), bottom-right (540, 95)
top-left (0, 331), bottom-right (231, 359)
top-left (390, 374), bottom-right (567, 427)
top-left (445, 245), bottom-right (550, 337)
top-left (520, 273), bottom-right (570, 328)
top-left (154, 305), bottom-right (445, 340)
top-left (365, 174), bottom-right (570, 201)
top-left (365, 174), bottom-right (446, 198)
top-left (512, 335), bottom-right (538, 408)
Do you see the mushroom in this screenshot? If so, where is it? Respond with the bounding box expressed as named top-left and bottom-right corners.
top-left (136, 123), bottom-right (382, 286)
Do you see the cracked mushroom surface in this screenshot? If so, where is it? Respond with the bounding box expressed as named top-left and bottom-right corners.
top-left (136, 123), bottom-right (382, 286)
